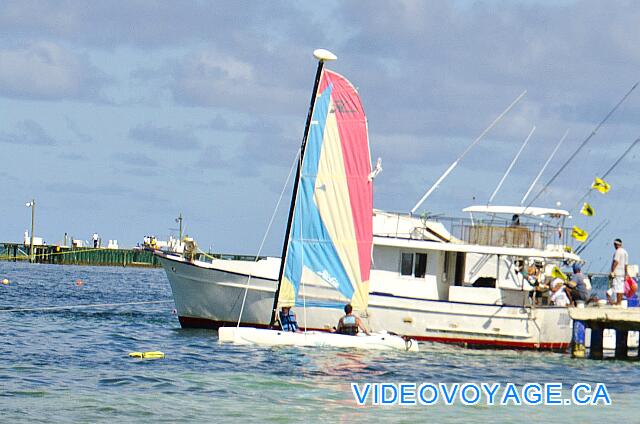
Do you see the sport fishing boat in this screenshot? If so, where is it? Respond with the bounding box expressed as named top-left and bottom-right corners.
top-left (157, 50), bottom-right (581, 351)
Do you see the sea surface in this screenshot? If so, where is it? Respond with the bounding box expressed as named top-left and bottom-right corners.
top-left (0, 262), bottom-right (637, 423)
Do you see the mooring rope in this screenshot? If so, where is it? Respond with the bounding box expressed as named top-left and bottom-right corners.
top-left (0, 300), bottom-right (174, 313)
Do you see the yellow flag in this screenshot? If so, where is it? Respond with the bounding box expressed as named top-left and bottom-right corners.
top-left (571, 226), bottom-right (588, 242)
top-left (551, 266), bottom-right (567, 281)
top-left (592, 177), bottom-right (611, 194)
top-left (580, 202), bottom-right (595, 217)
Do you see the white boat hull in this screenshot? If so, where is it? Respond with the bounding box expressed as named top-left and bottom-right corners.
top-left (157, 253), bottom-right (572, 350)
top-left (218, 327), bottom-right (419, 351)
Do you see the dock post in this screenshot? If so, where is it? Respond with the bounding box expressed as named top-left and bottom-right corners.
top-left (590, 326), bottom-right (604, 360)
top-left (615, 329), bottom-right (629, 359)
top-left (571, 320), bottom-right (586, 358)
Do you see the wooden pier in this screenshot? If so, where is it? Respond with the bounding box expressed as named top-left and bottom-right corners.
top-left (0, 242), bottom-right (161, 267)
top-left (0, 242), bottom-right (264, 268)
top-left (569, 307), bottom-right (640, 360)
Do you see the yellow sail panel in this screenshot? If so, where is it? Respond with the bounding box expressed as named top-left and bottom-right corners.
top-left (277, 277), bottom-right (296, 308)
top-left (314, 97), bottom-right (368, 310)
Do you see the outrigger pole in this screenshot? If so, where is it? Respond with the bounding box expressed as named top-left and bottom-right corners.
top-left (410, 90), bottom-right (527, 214)
top-left (488, 125), bottom-right (536, 205)
top-left (569, 134), bottom-right (640, 213)
top-left (269, 49), bottom-right (337, 328)
top-left (526, 81), bottom-right (639, 207)
top-left (520, 130), bottom-right (569, 206)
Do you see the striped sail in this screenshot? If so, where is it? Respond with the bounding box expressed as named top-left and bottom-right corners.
top-left (277, 69), bottom-right (373, 311)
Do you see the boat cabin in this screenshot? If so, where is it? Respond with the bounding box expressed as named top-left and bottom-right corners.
top-left (370, 209), bottom-right (580, 307)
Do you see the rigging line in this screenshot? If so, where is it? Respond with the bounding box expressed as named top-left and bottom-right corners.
top-left (410, 90), bottom-right (527, 214)
top-left (0, 300), bottom-right (173, 313)
top-left (575, 219), bottom-right (610, 255)
top-left (520, 130), bottom-right (569, 205)
top-left (235, 149), bottom-right (300, 328)
top-left (527, 81), bottom-right (639, 207)
top-left (570, 134), bottom-right (640, 213)
top-left (488, 125), bottom-right (536, 205)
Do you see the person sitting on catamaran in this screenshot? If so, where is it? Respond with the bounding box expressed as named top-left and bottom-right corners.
top-left (278, 306), bottom-right (300, 332)
top-left (336, 304), bottom-right (370, 336)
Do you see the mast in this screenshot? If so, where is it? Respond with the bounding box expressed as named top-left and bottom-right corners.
top-left (488, 125), bottom-right (536, 205)
top-left (269, 49), bottom-right (337, 327)
top-left (410, 90), bottom-right (526, 214)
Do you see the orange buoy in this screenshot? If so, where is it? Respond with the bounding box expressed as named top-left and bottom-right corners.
top-left (75, 279), bottom-right (84, 287)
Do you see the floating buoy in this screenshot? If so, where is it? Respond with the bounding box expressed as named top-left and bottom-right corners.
top-left (1, 278), bottom-right (9, 285)
top-left (75, 279), bottom-right (84, 287)
top-left (129, 351), bottom-right (165, 359)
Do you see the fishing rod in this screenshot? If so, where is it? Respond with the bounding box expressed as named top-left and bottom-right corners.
top-left (520, 130), bottom-right (569, 205)
top-left (526, 81), bottom-right (639, 207)
top-left (575, 219), bottom-right (610, 255)
top-left (488, 126), bottom-right (536, 205)
top-left (411, 90), bottom-right (527, 214)
top-left (570, 134), bottom-right (640, 213)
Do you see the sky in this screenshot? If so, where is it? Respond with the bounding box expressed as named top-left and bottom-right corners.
top-left (1, 0), bottom-right (640, 271)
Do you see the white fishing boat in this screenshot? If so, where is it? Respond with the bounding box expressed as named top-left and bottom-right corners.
top-left (157, 51), bottom-right (582, 351)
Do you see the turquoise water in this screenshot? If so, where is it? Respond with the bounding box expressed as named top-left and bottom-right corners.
top-left (0, 262), bottom-right (636, 423)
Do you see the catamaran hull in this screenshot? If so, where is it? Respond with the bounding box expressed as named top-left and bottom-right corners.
top-left (218, 327), bottom-right (419, 351)
top-left (157, 253), bottom-right (572, 351)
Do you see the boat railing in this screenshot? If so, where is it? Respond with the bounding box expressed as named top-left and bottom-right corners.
top-left (374, 212), bottom-right (574, 250)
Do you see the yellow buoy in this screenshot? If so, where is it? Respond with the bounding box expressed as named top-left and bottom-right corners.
top-left (1, 278), bottom-right (8, 285)
top-left (129, 351), bottom-right (165, 359)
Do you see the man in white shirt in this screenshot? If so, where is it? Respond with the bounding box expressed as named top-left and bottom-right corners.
top-left (610, 238), bottom-right (629, 305)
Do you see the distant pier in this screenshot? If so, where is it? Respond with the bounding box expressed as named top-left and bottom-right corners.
top-left (0, 242), bottom-right (264, 268)
top-left (0, 242), bottom-right (161, 267)
top-left (570, 307), bottom-right (640, 360)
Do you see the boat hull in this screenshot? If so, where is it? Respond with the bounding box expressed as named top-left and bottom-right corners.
top-left (158, 253), bottom-right (572, 351)
top-left (218, 327), bottom-right (418, 351)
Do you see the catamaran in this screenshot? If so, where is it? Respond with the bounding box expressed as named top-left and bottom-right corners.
top-left (219, 49), bottom-right (416, 351)
top-left (156, 50), bottom-right (582, 351)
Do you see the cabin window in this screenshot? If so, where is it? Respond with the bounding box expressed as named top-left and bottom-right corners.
top-left (443, 252), bottom-right (450, 280)
top-left (400, 253), bottom-right (413, 276)
top-left (414, 253), bottom-right (427, 278)
top-left (400, 252), bottom-right (427, 278)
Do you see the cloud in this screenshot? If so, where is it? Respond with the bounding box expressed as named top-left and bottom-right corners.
top-left (111, 152), bottom-right (158, 168)
top-left (0, 2), bottom-right (324, 49)
top-left (65, 117), bottom-right (94, 143)
top-left (45, 182), bottom-right (133, 196)
top-left (0, 42), bottom-right (108, 101)
top-left (0, 120), bottom-right (57, 145)
top-left (129, 122), bottom-right (200, 150)
top-left (58, 152), bottom-right (88, 161)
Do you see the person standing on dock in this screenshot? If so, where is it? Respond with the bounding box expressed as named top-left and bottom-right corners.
top-left (93, 233), bottom-right (99, 248)
top-left (610, 238), bottom-right (629, 305)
